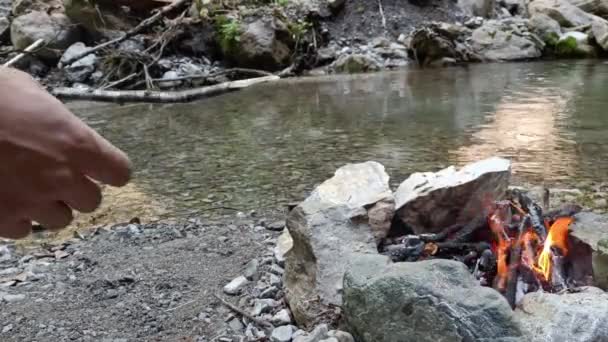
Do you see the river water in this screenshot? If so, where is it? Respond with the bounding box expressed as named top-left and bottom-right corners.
top-left (69, 61), bottom-right (608, 221)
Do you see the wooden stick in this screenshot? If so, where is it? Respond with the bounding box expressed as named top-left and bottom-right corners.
top-left (213, 294), bottom-right (273, 332)
top-left (51, 75), bottom-right (279, 103)
top-left (377, 0), bottom-right (387, 32)
top-left (2, 39), bottom-right (45, 67)
top-left (59, 0), bottom-right (191, 68)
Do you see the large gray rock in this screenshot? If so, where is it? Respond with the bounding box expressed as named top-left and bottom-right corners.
top-left (570, 212), bottom-right (608, 289)
top-left (12, 0), bottom-right (62, 16)
top-left (59, 42), bottom-right (97, 83)
top-left (458, 0), bottom-right (496, 18)
top-left (10, 11), bottom-right (81, 59)
top-left (395, 157), bottom-right (511, 234)
top-left (343, 255), bottom-right (523, 342)
top-left (529, 0), bottom-right (594, 27)
top-left (566, 0), bottom-right (608, 18)
top-left (470, 19), bottom-right (543, 61)
top-left (591, 18), bottom-right (608, 50)
top-left (408, 22), bottom-right (477, 66)
top-left (529, 13), bottom-right (562, 45)
top-left (284, 161), bottom-right (394, 328)
top-left (231, 18), bottom-right (292, 71)
top-left (514, 287), bottom-right (608, 342)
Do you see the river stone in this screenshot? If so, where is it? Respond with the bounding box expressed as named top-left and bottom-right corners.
top-left (514, 287), bottom-right (608, 342)
top-left (569, 212), bottom-right (608, 289)
top-left (555, 31), bottom-right (598, 57)
top-left (470, 19), bottom-right (543, 61)
top-left (591, 17), bottom-right (608, 50)
top-left (271, 325), bottom-right (296, 342)
top-left (566, 0), bottom-right (608, 17)
top-left (529, 14), bottom-right (562, 45)
top-left (232, 17), bottom-right (292, 71)
top-left (343, 255), bottom-right (523, 342)
top-left (395, 157), bottom-right (511, 235)
top-left (284, 161), bottom-right (394, 328)
top-left (10, 11), bottom-right (81, 59)
top-left (223, 276), bottom-right (249, 295)
top-left (332, 54), bottom-right (381, 74)
top-left (59, 42), bottom-right (97, 82)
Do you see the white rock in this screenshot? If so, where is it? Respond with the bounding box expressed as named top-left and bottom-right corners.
top-left (1, 293), bottom-right (25, 303)
top-left (272, 309), bottom-right (292, 325)
top-left (223, 276), bottom-right (249, 295)
top-left (271, 325), bottom-right (296, 342)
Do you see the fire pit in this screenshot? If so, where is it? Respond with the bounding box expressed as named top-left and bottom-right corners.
top-left (380, 190), bottom-right (588, 308)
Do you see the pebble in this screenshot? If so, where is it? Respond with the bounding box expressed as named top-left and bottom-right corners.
top-left (269, 273), bottom-right (282, 287)
top-left (267, 221), bottom-right (285, 231)
top-left (227, 317), bottom-right (244, 332)
top-left (2, 324), bottom-right (13, 333)
top-left (251, 299), bottom-right (279, 316)
top-left (244, 259), bottom-right (260, 281)
top-left (271, 325), bottom-right (296, 342)
top-left (260, 286), bottom-right (279, 299)
top-left (0, 267), bottom-right (20, 275)
top-left (272, 309), bottom-right (292, 325)
top-left (269, 264), bottom-right (284, 276)
top-left (223, 276), bottom-right (249, 295)
top-left (327, 330), bottom-right (355, 342)
top-left (1, 293), bottom-right (26, 303)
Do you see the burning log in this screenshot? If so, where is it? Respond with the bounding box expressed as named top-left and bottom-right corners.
top-left (504, 217), bottom-right (528, 308)
top-left (514, 190), bottom-right (547, 240)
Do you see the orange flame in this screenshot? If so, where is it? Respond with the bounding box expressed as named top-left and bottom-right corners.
top-left (489, 211), bottom-right (510, 290)
top-left (536, 217), bottom-right (573, 281)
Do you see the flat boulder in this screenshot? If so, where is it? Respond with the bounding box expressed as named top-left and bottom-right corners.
top-left (470, 19), bottom-right (543, 61)
top-left (343, 255), bottom-right (523, 342)
top-left (284, 161), bottom-right (394, 328)
top-left (569, 212), bottom-right (608, 289)
top-left (529, 0), bottom-right (594, 27)
top-left (395, 157), bottom-right (511, 235)
top-left (514, 287), bottom-right (608, 341)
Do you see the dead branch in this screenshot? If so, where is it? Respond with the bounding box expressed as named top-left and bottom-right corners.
top-left (377, 0), bottom-right (387, 32)
top-left (213, 294), bottom-right (273, 332)
top-left (59, 0), bottom-right (191, 68)
top-left (3, 39), bottom-right (45, 67)
top-left (51, 75), bottom-right (280, 103)
top-left (100, 72), bottom-right (139, 90)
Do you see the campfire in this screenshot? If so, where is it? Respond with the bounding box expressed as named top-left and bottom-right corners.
top-left (380, 188), bottom-right (588, 308)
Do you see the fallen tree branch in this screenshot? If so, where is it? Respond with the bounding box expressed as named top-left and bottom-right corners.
top-left (150, 68), bottom-right (273, 84)
top-left (59, 0), bottom-right (191, 68)
top-left (52, 75), bottom-right (280, 103)
top-left (3, 39), bottom-right (45, 67)
top-left (378, 0), bottom-right (387, 32)
top-left (213, 294), bottom-right (273, 332)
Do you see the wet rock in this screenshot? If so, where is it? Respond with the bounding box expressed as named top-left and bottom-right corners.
top-left (327, 330), bottom-right (354, 342)
top-left (223, 276), bottom-right (249, 295)
top-left (232, 17), bottom-right (293, 71)
top-left (470, 19), bottom-right (543, 61)
top-left (60, 42), bottom-right (97, 83)
top-left (343, 255), bottom-right (523, 342)
top-left (332, 54), bottom-right (381, 74)
top-left (284, 161), bottom-right (393, 327)
top-left (555, 31), bottom-right (598, 57)
top-left (244, 259), bottom-right (260, 281)
top-left (11, 11), bottom-right (82, 59)
top-left (272, 309), bottom-right (292, 325)
top-left (514, 287), bottom-right (608, 341)
top-left (529, 14), bottom-right (562, 45)
top-left (271, 325), bottom-right (296, 342)
top-left (251, 298), bottom-right (279, 316)
top-left (395, 157), bottom-right (511, 234)
top-left (274, 230), bottom-right (293, 267)
top-left (458, 0), bottom-right (495, 18)
top-left (569, 212), bottom-right (608, 289)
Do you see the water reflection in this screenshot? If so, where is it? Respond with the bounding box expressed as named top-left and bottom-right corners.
top-left (70, 61), bottom-right (608, 221)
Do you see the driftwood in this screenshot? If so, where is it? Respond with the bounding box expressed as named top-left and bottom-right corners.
top-left (213, 294), bottom-right (273, 333)
top-left (2, 39), bottom-right (45, 67)
top-left (59, 0), bottom-right (191, 68)
top-left (51, 75), bottom-right (280, 103)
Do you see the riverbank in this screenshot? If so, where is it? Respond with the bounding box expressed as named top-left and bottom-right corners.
top-left (2, 0), bottom-right (608, 101)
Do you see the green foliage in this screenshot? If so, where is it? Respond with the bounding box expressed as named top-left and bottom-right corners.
top-left (544, 32), bottom-right (560, 47)
top-left (277, 0), bottom-right (290, 6)
top-left (288, 19), bottom-right (311, 42)
top-left (555, 36), bottom-right (579, 56)
top-left (215, 16), bottom-right (242, 53)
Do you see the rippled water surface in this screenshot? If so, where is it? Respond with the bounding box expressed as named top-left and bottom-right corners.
top-left (69, 61), bottom-right (608, 220)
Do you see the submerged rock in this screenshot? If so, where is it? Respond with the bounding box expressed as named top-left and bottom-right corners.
top-left (11, 11), bottom-right (81, 59)
top-left (470, 19), bottom-right (543, 60)
top-left (514, 287), bottom-right (608, 342)
top-left (569, 212), bottom-right (608, 289)
top-left (343, 255), bottom-right (523, 342)
top-left (395, 157), bottom-right (511, 235)
top-left (284, 161), bottom-right (394, 328)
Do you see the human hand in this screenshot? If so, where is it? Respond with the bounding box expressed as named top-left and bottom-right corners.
top-left (0, 68), bottom-right (132, 239)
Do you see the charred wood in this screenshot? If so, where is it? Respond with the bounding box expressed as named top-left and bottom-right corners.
top-left (514, 190), bottom-right (547, 240)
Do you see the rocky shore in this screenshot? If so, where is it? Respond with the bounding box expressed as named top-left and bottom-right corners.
top-left (2, 0), bottom-right (608, 98)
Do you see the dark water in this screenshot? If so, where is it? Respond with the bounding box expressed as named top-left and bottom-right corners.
top-left (70, 61), bottom-right (608, 218)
